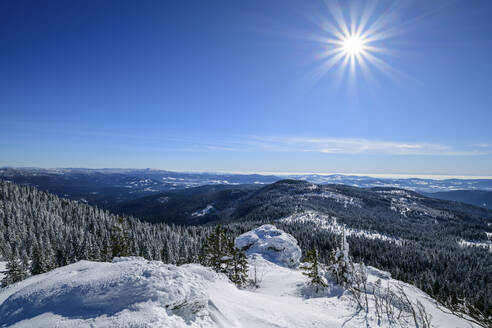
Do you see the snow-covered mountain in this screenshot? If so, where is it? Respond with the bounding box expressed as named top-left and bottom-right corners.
top-left (288, 174), bottom-right (492, 193)
top-left (2, 167), bottom-right (492, 210)
top-left (0, 226), bottom-right (480, 328)
top-left (112, 179), bottom-right (492, 227)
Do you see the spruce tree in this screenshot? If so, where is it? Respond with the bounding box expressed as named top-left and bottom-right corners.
top-left (227, 240), bottom-right (248, 287)
top-left (111, 217), bottom-right (131, 258)
top-left (101, 236), bottom-right (113, 262)
top-left (200, 225), bottom-right (249, 286)
top-left (200, 225), bottom-right (230, 273)
top-left (301, 247), bottom-right (327, 292)
top-left (1, 254), bottom-right (29, 287)
top-left (327, 226), bottom-right (354, 287)
top-left (30, 244), bottom-right (52, 275)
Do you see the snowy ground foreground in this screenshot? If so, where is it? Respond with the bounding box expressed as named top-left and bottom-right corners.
top-left (235, 224), bottom-right (302, 268)
top-left (0, 256), bottom-right (479, 328)
top-left (0, 225), bottom-right (480, 328)
top-left (279, 211), bottom-right (402, 244)
top-left (0, 258), bottom-right (216, 327)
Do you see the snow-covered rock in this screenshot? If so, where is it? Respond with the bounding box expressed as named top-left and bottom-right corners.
top-left (235, 224), bottom-right (302, 268)
top-left (0, 257), bottom-right (215, 327)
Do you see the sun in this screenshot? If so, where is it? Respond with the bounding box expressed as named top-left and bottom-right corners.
top-left (341, 35), bottom-right (366, 56)
top-left (304, 1), bottom-right (401, 84)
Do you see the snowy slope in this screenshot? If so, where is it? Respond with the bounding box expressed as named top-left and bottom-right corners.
top-left (0, 258), bottom-right (216, 327)
top-left (0, 257), bottom-right (479, 328)
top-left (0, 226), bottom-right (481, 328)
top-left (279, 211), bottom-right (401, 244)
top-left (191, 204), bottom-right (215, 217)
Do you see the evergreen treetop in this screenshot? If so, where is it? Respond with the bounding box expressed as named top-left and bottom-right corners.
top-left (301, 247), bottom-right (327, 292)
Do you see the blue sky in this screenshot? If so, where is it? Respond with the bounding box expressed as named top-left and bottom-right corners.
top-left (1, 0), bottom-right (491, 176)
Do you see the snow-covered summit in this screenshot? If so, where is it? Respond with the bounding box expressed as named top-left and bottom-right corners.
top-left (0, 258), bottom-right (216, 327)
top-left (235, 224), bottom-right (302, 268)
top-left (0, 228), bottom-right (483, 328)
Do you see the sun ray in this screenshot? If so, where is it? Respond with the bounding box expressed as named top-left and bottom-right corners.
top-left (303, 0), bottom-right (405, 86)
top-left (356, 1), bottom-right (378, 37)
top-left (328, 3), bottom-right (351, 40)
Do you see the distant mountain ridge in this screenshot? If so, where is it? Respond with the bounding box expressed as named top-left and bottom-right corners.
top-left (0, 167), bottom-right (278, 208)
top-left (2, 167), bottom-right (492, 208)
top-left (426, 190), bottom-right (492, 210)
top-left (112, 180), bottom-right (492, 241)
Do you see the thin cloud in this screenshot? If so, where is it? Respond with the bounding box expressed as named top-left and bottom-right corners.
top-left (247, 136), bottom-right (491, 156)
top-left (470, 143), bottom-right (491, 148)
top-left (63, 127), bottom-right (489, 156)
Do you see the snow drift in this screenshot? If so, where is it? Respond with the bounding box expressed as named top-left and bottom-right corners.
top-left (235, 224), bottom-right (302, 268)
top-left (0, 257), bottom-right (217, 327)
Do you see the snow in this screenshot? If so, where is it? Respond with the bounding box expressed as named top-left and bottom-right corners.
top-left (388, 196), bottom-right (452, 219)
top-left (304, 191), bottom-right (362, 208)
top-left (0, 229), bottom-right (482, 328)
top-left (376, 189), bottom-right (413, 196)
top-left (0, 257), bottom-right (215, 327)
top-left (0, 255), bottom-right (476, 327)
top-left (459, 239), bottom-right (492, 251)
top-left (191, 204), bottom-right (215, 217)
top-left (206, 180), bottom-right (238, 185)
top-left (157, 196), bottom-right (169, 203)
top-left (279, 211), bottom-right (402, 245)
top-left (128, 179), bottom-right (155, 186)
top-left (0, 262), bottom-right (6, 282)
top-left (235, 224), bottom-right (302, 268)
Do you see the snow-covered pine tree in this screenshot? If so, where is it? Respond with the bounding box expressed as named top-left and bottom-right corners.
top-left (100, 236), bottom-right (113, 262)
top-left (301, 247), bottom-right (327, 292)
top-left (110, 217), bottom-right (131, 258)
top-left (200, 225), bottom-right (249, 286)
top-left (30, 243), bottom-right (53, 275)
top-left (227, 240), bottom-right (248, 287)
top-left (200, 225), bottom-right (231, 272)
top-left (327, 226), bottom-right (354, 287)
top-left (1, 253), bottom-right (29, 287)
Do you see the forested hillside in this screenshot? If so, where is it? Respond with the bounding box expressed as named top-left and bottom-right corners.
top-left (427, 190), bottom-right (492, 210)
top-left (115, 180), bottom-right (492, 242)
top-left (0, 180), bottom-right (213, 270)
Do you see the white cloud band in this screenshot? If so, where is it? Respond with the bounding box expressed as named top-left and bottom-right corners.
top-left (247, 136), bottom-right (490, 156)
